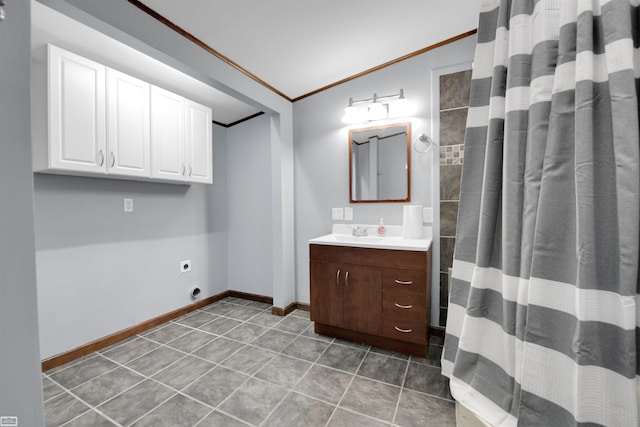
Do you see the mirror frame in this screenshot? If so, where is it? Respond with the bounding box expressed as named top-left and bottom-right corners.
top-left (349, 121), bottom-right (411, 203)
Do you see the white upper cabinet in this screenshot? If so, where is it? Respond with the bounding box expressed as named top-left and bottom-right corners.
top-left (106, 69), bottom-right (151, 178)
top-left (150, 86), bottom-right (186, 182)
top-left (185, 100), bottom-right (213, 184)
top-left (46, 44), bottom-right (106, 174)
top-left (150, 87), bottom-right (213, 184)
top-left (34, 44), bottom-right (213, 185)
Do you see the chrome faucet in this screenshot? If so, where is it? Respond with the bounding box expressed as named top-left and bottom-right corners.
top-left (351, 226), bottom-right (368, 237)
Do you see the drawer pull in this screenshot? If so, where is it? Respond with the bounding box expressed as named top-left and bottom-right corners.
top-left (395, 326), bottom-right (413, 333)
top-left (394, 303), bottom-right (413, 309)
top-left (395, 280), bottom-right (413, 285)
top-left (336, 270), bottom-right (341, 285)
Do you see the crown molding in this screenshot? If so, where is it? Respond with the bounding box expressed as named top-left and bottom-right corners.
top-left (292, 29), bottom-right (478, 102)
top-left (129, 1), bottom-right (477, 104)
top-left (128, 0), bottom-right (292, 102)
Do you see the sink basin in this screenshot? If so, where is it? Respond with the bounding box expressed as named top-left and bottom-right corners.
top-left (331, 235), bottom-right (383, 243)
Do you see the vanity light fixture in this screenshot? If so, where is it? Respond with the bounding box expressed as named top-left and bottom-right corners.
top-left (341, 89), bottom-right (410, 124)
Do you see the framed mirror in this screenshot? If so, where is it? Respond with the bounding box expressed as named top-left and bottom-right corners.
top-left (349, 122), bottom-right (411, 203)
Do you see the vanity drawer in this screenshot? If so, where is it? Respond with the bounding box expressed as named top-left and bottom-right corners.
top-left (383, 269), bottom-right (426, 297)
top-left (382, 318), bottom-right (427, 344)
top-left (382, 295), bottom-right (427, 321)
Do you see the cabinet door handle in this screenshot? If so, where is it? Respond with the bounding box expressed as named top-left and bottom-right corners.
top-left (98, 150), bottom-right (104, 166)
top-left (394, 280), bottom-right (413, 285)
top-left (336, 270), bottom-right (341, 285)
top-left (188, 164), bottom-right (193, 176)
top-left (181, 162), bottom-right (186, 175)
top-left (110, 152), bottom-right (116, 167)
top-left (345, 271), bottom-right (349, 286)
top-left (395, 326), bottom-right (413, 333)
top-left (394, 303), bottom-right (413, 309)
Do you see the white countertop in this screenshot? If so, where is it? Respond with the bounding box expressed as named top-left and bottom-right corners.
top-left (309, 224), bottom-right (432, 252)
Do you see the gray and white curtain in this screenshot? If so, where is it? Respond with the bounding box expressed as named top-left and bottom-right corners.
top-left (442, 0), bottom-right (639, 426)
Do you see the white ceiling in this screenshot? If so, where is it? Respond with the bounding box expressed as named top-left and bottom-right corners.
top-left (33, 1), bottom-right (480, 125)
top-left (137, 0), bottom-right (480, 101)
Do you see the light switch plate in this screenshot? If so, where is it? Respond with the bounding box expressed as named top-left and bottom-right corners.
top-left (124, 198), bottom-right (133, 213)
top-left (423, 207), bottom-right (433, 223)
top-left (332, 207), bottom-right (344, 220)
top-left (344, 207), bottom-right (353, 221)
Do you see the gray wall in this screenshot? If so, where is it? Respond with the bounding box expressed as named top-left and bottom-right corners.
top-left (34, 125), bottom-right (229, 359)
top-left (227, 115), bottom-right (273, 296)
top-left (59, 0), bottom-right (296, 309)
top-left (293, 35), bottom-right (477, 324)
top-left (0, 0), bottom-right (46, 425)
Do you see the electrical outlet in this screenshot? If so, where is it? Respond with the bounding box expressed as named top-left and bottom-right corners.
top-left (180, 260), bottom-right (191, 273)
top-left (332, 208), bottom-right (344, 220)
top-left (344, 207), bottom-right (353, 221)
top-left (123, 198), bottom-right (133, 213)
top-left (423, 207), bottom-right (433, 223)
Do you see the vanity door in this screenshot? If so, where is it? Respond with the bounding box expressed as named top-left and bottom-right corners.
top-left (310, 261), bottom-right (344, 327)
top-left (341, 263), bottom-right (382, 336)
top-left (310, 258), bottom-right (382, 336)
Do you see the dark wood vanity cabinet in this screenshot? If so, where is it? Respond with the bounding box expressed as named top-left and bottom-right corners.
top-left (310, 244), bottom-right (431, 356)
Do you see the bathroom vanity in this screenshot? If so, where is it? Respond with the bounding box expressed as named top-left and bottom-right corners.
top-left (309, 226), bottom-right (432, 356)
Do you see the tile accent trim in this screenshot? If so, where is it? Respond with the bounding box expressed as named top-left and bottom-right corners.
top-left (439, 144), bottom-right (465, 165)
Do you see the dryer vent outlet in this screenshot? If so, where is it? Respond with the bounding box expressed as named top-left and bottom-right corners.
top-left (190, 286), bottom-right (201, 299)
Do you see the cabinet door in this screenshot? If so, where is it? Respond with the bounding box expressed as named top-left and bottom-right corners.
top-left (185, 100), bottom-right (212, 183)
top-left (106, 69), bottom-right (150, 177)
top-left (48, 45), bottom-right (106, 173)
top-left (342, 264), bottom-right (382, 335)
top-left (150, 86), bottom-right (185, 181)
top-left (310, 261), bottom-right (344, 327)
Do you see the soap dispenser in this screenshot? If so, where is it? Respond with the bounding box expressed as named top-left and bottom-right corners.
top-left (377, 218), bottom-right (386, 236)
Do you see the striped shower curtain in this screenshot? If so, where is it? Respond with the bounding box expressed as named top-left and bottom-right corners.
top-left (442, 0), bottom-right (639, 426)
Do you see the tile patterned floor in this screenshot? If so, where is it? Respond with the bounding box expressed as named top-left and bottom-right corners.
top-left (42, 297), bottom-right (454, 426)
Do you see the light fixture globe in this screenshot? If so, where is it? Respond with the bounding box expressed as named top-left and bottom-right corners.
top-left (367, 94), bottom-right (387, 121)
top-left (390, 89), bottom-right (411, 117)
top-left (341, 103), bottom-right (365, 124)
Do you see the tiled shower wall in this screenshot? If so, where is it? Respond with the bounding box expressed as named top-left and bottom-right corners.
top-left (439, 70), bottom-right (472, 326)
